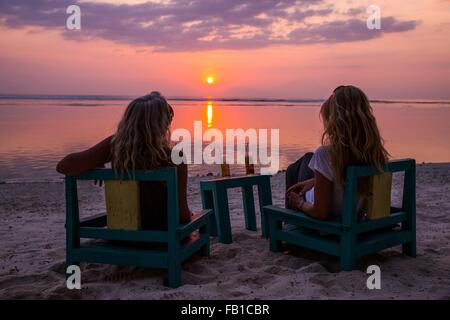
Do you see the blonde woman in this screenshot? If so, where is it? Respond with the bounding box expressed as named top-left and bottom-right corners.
top-left (56, 92), bottom-right (192, 229)
top-left (286, 85), bottom-right (389, 220)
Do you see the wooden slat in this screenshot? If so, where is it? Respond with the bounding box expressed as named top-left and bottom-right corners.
top-left (177, 210), bottom-right (212, 239)
top-left (180, 233), bottom-right (209, 262)
top-left (200, 174), bottom-right (271, 190)
top-left (79, 227), bottom-right (168, 243)
top-left (277, 227), bottom-right (340, 256)
top-left (351, 159), bottom-right (414, 177)
top-left (80, 213), bottom-right (107, 227)
top-left (75, 167), bottom-right (177, 182)
top-left (264, 205), bottom-right (343, 235)
top-left (72, 245), bottom-right (168, 268)
top-left (356, 230), bottom-right (413, 257)
top-left (367, 172), bottom-right (392, 220)
top-left (105, 180), bottom-right (140, 230)
top-left (355, 212), bottom-right (406, 234)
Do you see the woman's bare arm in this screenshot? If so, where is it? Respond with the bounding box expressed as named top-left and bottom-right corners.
top-left (286, 178), bottom-right (315, 197)
top-left (57, 137), bottom-right (192, 222)
top-left (56, 136), bottom-right (113, 176)
top-left (299, 171), bottom-right (334, 220)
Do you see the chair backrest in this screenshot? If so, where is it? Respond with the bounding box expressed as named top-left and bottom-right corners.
top-left (105, 180), bottom-right (141, 230)
top-left (342, 159), bottom-right (416, 227)
top-left (74, 167), bottom-right (180, 234)
top-left (367, 172), bottom-right (392, 220)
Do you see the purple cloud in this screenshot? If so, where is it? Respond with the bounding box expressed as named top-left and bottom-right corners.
top-left (0, 0), bottom-right (418, 51)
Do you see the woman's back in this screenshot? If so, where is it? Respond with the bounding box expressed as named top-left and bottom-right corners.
top-left (57, 92), bottom-right (192, 230)
top-left (286, 85), bottom-right (388, 221)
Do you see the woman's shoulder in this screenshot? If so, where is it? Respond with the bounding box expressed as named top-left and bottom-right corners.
top-left (309, 145), bottom-right (334, 181)
top-left (313, 145), bottom-right (331, 158)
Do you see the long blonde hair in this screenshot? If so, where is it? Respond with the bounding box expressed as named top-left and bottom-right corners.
top-left (320, 85), bottom-right (389, 185)
top-left (112, 92), bottom-right (174, 174)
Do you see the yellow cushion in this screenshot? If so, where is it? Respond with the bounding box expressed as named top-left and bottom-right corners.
top-left (105, 180), bottom-right (141, 230)
top-left (367, 172), bottom-right (392, 220)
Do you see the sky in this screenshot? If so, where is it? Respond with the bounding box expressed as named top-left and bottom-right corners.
top-left (0, 0), bottom-right (449, 100)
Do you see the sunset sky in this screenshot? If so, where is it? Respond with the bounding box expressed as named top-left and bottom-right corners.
top-left (0, 0), bottom-right (449, 100)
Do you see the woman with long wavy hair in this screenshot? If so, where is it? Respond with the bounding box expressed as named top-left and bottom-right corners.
top-left (286, 85), bottom-right (389, 220)
top-left (56, 92), bottom-right (192, 229)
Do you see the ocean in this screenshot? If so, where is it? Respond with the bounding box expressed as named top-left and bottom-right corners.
top-left (1, 96), bottom-right (449, 182)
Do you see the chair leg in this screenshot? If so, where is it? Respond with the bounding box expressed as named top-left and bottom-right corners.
top-left (257, 180), bottom-right (273, 238)
top-left (340, 254), bottom-right (356, 271)
top-left (402, 238), bottom-right (416, 257)
top-left (402, 242), bottom-right (416, 258)
top-left (167, 263), bottom-right (181, 288)
top-left (213, 187), bottom-right (232, 244)
top-left (66, 246), bottom-right (79, 273)
top-left (340, 232), bottom-right (356, 271)
top-left (402, 213), bottom-right (417, 257)
top-left (242, 185), bottom-right (257, 231)
top-left (200, 241), bottom-right (211, 258)
top-left (268, 215), bottom-right (281, 252)
top-left (199, 224), bottom-right (211, 258)
top-left (201, 189), bottom-right (217, 237)
top-left (402, 163), bottom-right (416, 258)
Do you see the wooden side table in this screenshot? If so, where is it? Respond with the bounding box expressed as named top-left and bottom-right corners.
top-left (200, 175), bottom-right (273, 244)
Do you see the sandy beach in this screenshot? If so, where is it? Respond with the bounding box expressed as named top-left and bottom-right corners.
top-left (0, 163), bottom-right (449, 300)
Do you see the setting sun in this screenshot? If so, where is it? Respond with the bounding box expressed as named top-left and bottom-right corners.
top-left (206, 76), bottom-right (215, 84)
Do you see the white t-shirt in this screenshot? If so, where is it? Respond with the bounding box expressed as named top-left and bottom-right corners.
top-left (305, 146), bottom-right (345, 218)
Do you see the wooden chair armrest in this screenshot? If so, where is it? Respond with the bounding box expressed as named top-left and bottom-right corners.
top-left (263, 205), bottom-right (343, 235)
top-left (177, 209), bottom-right (212, 238)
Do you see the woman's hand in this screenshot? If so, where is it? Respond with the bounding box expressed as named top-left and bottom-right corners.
top-left (287, 191), bottom-right (305, 211)
top-left (286, 178), bottom-right (314, 198)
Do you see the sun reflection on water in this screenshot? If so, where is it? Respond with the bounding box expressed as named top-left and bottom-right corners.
top-left (207, 101), bottom-right (213, 128)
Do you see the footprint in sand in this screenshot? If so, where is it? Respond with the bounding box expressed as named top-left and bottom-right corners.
top-left (160, 291), bottom-right (187, 299)
top-left (424, 248), bottom-right (439, 255)
top-left (238, 273), bottom-right (276, 288)
top-left (222, 247), bottom-right (239, 259)
top-left (49, 261), bottom-right (67, 274)
top-left (102, 271), bottom-right (139, 282)
top-left (182, 272), bottom-right (217, 285)
top-left (299, 262), bottom-right (330, 273)
top-left (184, 263), bottom-right (208, 274)
top-left (232, 232), bottom-right (254, 241)
top-left (262, 265), bottom-right (290, 275)
top-left (308, 274), bottom-right (336, 289)
top-left (230, 290), bottom-right (247, 298)
top-left (246, 260), bottom-right (264, 269)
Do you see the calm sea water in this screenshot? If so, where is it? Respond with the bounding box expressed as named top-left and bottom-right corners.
top-left (1, 97), bottom-right (449, 182)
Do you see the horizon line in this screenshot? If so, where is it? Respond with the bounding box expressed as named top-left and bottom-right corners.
top-left (1, 94), bottom-right (450, 105)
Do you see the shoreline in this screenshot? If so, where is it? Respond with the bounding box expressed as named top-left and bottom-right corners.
top-left (0, 161), bottom-right (447, 185)
top-left (1, 94), bottom-right (450, 105)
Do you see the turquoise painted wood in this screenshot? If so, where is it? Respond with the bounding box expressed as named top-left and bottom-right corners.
top-left (200, 175), bottom-right (272, 244)
top-left (264, 159), bottom-right (416, 271)
top-left (65, 167), bottom-right (212, 288)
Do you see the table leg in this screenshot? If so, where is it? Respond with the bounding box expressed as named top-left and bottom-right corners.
top-left (257, 177), bottom-right (273, 238)
top-left (200, 189), bottom-right (217, 236)
top-left (212, 186), bottom-right (233, 244)
top-left (242, 185), bottom-right (257, 231)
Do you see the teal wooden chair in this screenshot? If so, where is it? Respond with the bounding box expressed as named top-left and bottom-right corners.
top-left (65, 167), bottom-right (212, 288)
top-left (264, 159), bottom-right (416, 271)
